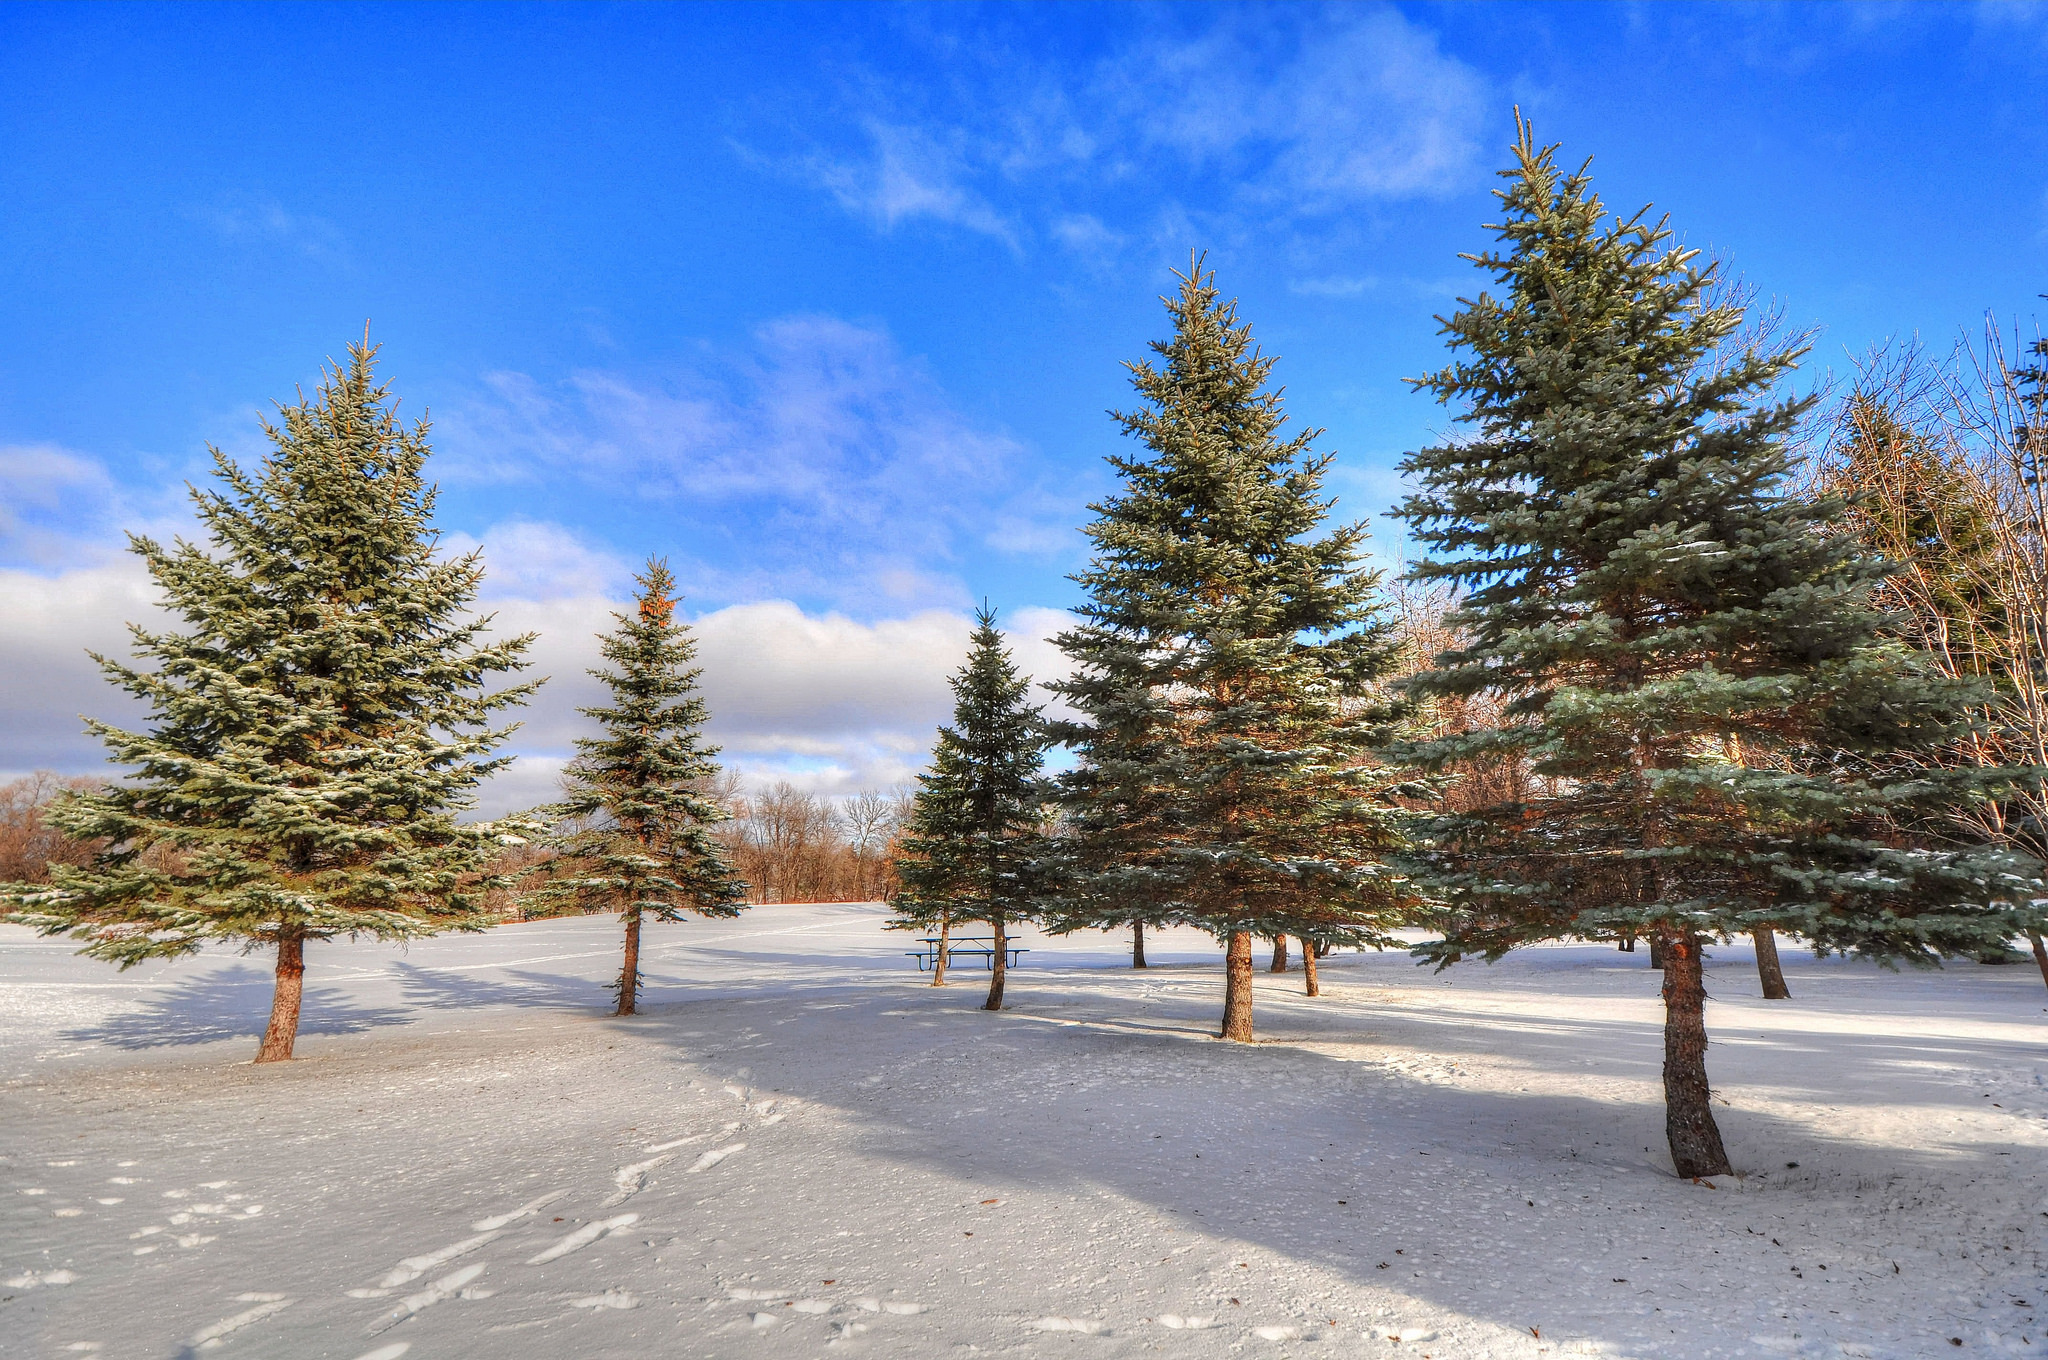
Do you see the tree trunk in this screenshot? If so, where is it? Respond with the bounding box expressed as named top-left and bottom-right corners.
top-left (1221, 930), bottom-right (1254, 1041)
top-left (932, 915), bottom-right (951, 987)
top-left (1132, 921), bottom-right (1147, 969)
top-left (984, 912), bottom-right (1007, 1011)
top-left (1301, 937), bottom-right (1320, 997)
top-left (1618, 932), bottom-right (1636, 953)
top-left (617, 905), bottom-right (642, 1016)
top-left (2031, 932), bottom-right (2048, 992)
top-left (1314, 939), bottom-right (1332, 959)
top-left (1269, 934), bottom-right (1289, 972)
top-left (1648, 934), bottom-right (1667, 969)
top-left (1752, 927), bottom-right (1790, 1000)
top-left (254, 932), bottom-right (305, 1064)
top-left (1659, 929), bottom-right (1732, 1178)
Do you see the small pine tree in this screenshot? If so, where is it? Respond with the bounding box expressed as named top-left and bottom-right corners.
top-left (1395, 120), bottom-right (2034, 1177)
top-left (6, 341), bottom-right (539, 1062)
top-left (536, 559), bottom-right (747, 1015)
top-left (1050, 259), bottom-right (1414, 1041)
top-left (892, 605), bottom-right (1050, 1011)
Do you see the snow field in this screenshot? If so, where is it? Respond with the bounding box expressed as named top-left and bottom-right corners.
top-left (0, 903), bottom-right (2044, 1358)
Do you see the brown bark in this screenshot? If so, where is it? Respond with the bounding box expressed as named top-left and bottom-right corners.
top-left (1659, 929), bottom-right (1732, 1178)
top-left (1132, 921), bottom-right (1147, 969)
top-left (617, 905), bottom-right (642, 1016)
top-left (1269, 934), bottom-right (1289, 972)
top-left (1648, 934), bottom-right (1667, 969)
top-left (1752, 927), bottom-right (1790, 1000)
top-left (931, 915), bottom-right (951, 987)
top-left (1301, 938), bottom-right (1320, 997)
top-left (984, 912), bottom-right (1007, 1011)
top-left (2031, 931), bottom-right (2048, 992)
top-left (1314, 939), bottom-right (1332, 959)
top-left (1221, 930), bottom-right (1254, 1041)
top-left (254, 932), bottom-right (305, 1064)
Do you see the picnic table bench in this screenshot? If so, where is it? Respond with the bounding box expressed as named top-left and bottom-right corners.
top-left (905, 936), bottom-right (1029, 972)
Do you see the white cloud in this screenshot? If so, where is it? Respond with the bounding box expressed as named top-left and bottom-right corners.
top-left (0, 444), bottom-right (125, 568)
top-left (442, 520), bottom-right (633, 601)
top-left (0, 560), bottom-right (162, 773)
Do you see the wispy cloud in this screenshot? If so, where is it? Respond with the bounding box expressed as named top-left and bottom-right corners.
top-left (186, 192), bottom-right (347, 262)
top-left (437, 317), bottom-right (1083, 609)
top-left (761, 6), bottom-right (1489, 256)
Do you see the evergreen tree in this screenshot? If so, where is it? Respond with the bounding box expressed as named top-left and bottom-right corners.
top-left (6, 342), bottom-right (538, 1062)
top-left (1394, 121), bottom-right (2035, 1178)
top-left (1050, 260), bottom-right (1414, 1041)
top-left (891, 605), bottom-right (1049, 1011)
top-left (535, 558), bottom-right (747, 1014)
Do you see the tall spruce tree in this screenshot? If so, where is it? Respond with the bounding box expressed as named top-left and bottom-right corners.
top-left (891, 605), bottom-right (1049, 1011)
top-left (7, 342), bottom-right (538, 1062)
top-left (1394, 121), bottom-right (2034, 1177)
top-left (536, 559), bottom-right (747, 1015)
top-left (1050, 260), bottom-right (1413, 1041)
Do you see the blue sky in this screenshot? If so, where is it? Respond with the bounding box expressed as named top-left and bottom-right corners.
top-left (3, 1), bottom-right (2045, 808)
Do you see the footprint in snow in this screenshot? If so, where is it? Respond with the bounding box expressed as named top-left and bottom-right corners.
top-left (570, 1288), bottom-right (639, 1310)
top-left (2, 1269), bottom-right (78, 1288)
top-left (686, 1143), bottom-right (745, 1173)
top-left (1253, 1325), bottom-right (1302, 1342)
top-left (727, 1286), bottom-right (794, 1301)
top-left (1154, 1315), bottom-right (1220, 1330)
top-left (350, 1346), bottom-right (411, 1360)
top-left (748, 1312), bottom-right (782, 1329)
top-left (526, 1213), bottom-right (639, 1265)
top-left (602, 1153), bottom-right (674, 1206)
top-left (366, 1263), bottom-right (489, 1335)
top-left (791, 1299), bottom-right (834, 1314)
top-left (642, 1133), bottom-right (707, 1154)
top-left (1029, 1316), bottom-right (1107, 1335)
top-left (185, 1294), bottom-right (292, 1351)
top-left (353, 1229), bottom-right (501, 1294)
top-left (471, 1189), bottom-right (567, 1233)
top-left (1391, 1328), bottom-right (1438, 1343)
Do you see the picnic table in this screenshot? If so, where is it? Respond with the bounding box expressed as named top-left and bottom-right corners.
top-left (905, 936), bottom-right (1029, 972)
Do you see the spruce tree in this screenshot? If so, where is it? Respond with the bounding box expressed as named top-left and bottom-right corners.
top-left (7, 342), bottom-right (538, 1062)
top-left (1050, 260), bottom-right (1413, 1041)
top-left (1395, 121), bottom-right (2034, 1177)
top-left (891, 605), bottom-right (1049, 1011)
top-left (535, 558), bottom-right (747, 1015)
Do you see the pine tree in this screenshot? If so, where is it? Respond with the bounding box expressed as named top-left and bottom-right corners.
top-left (6, 341), bottom-right (539, 1062)
top-left (1394, 120), bottom-right (2035, 1178)
top-left (891, 605), bottom-right (1049, 1011)
top-left (535, 558), bottom-right (747, 1014)
top-left (1050, 259), bottom-right (1414, 1041)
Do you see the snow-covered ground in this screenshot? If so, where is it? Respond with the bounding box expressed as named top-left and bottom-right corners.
top-left (2, 906), bottom-right (2044, 1360)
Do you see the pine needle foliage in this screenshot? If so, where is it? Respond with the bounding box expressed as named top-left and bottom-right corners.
top-left (891, 605), bottom-right (1050, 1010)
top-left (7, 341), bottom-right (539, 1061)
top-left (1393, 121), bottom-right (2034, 1176)
top-left (1049, 259), bottom-right (1415, 1041)
top-left (536, 558), bottom-right (746, 1014)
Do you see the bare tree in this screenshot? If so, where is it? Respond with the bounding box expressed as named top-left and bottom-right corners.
top-left (0, 772), bottom-right (105, 883)
top-left (1814, 323), bottom-right (2048, 986)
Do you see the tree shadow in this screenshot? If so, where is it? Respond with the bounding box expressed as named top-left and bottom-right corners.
top-left (62, 964), bottom-right (413, 1049)
top-left (623, 958), bottom-right (2048, 1359)
top-left (385, 960), bottom-right (606, 1012)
